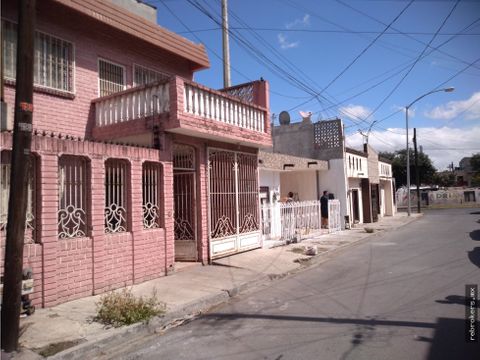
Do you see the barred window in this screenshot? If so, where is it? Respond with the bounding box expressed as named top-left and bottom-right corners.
top-left (58, 156), bottom-right (88, 239)
top-left (133, 64), bottom-right (169, 87)
top-left (105, 159), bottom-right (128, 233)
top-left (98, 59), bottom-right (125, 97)
top-left (2, 20), bottom-right (74, 92)
top-left (0, 151), bottom-right (37, 243)
top-left (142, 162), bottom-right (162, 229)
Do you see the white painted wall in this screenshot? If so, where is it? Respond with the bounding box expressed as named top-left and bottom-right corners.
top-left (259, 169), bottom-right (281, 204)
top-left (346, 152), bottom-right (368, 178)
top-left (280, 170), bottom-right (318, 201)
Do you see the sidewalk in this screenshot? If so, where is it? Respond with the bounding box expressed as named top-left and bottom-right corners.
top-left (5, 212), bottom-right (422, 360)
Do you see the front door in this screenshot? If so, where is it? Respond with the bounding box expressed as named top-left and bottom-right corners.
top-left (371, 184), bottom-right (379, 222)
top-left (173, 144), bottom-right (197, 261)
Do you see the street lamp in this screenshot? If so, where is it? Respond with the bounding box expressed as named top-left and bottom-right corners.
top-left (405, 87), bottom-right (454, 216)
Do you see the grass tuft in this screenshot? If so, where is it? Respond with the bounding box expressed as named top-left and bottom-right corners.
top-left (94, 287), bottom-right (165, 328)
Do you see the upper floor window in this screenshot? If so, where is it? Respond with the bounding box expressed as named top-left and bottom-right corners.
top-left (98, 59), bottom-right (125, 97)
top-left (2, 20), bottom-right (74, 93)
top-left (58, 156), bottom-right (88, 239)
top-left (133, 64), bottom-right (169, 87)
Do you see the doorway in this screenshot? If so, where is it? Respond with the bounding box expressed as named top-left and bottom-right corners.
top-left (173, 144), bottom-right (197, 261)
top-left (351, 189), bottom-right (360, 223)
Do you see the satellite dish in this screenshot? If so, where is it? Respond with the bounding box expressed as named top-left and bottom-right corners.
top-left (279, 111), bottom-right (290, 125)
top-left (299, 111), bottom-right (312, 123)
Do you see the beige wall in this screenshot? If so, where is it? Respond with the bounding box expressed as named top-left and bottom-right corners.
top-left (280, 170), bottom-right (318, 201)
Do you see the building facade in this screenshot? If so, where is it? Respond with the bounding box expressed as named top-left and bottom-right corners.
top-left (272, 118), bottom-right (395, 228)
top-left (0, 0), bottom-right (271, 307)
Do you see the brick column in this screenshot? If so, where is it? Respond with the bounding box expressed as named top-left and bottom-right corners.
top-left (39, 151), bottom-right (59, 307)
top-left (130, 158), bottom-right (143, 282)
top-left (163, 159), bottom-right (175, 273)
top-left (90, 153), bottom-right (106, 294)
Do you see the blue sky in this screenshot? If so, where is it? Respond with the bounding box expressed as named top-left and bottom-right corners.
top-left (146, 0), bottom-right (480, 170)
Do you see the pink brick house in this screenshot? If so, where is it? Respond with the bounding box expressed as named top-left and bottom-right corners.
top-left (0, 0), bottom-right (271, 308)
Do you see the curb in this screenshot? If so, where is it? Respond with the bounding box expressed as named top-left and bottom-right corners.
top-left (25, 215), bottom-right (421, 359)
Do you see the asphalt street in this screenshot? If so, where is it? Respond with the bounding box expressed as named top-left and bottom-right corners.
top-left (119, 208), bottom-right (480, 360)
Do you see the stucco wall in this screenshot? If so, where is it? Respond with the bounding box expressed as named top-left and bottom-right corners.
top-left (280, 170), bottom-right (318, 201)
top-left (318, 159), bottom-right (349, 226)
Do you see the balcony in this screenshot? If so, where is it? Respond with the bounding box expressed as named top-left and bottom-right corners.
top-left (92, 76), bottom-right (271, 148)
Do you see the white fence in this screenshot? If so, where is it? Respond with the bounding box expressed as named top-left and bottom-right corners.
top-left (328, 199), bottom-right (341, 234)
top-left (261, 200), bottom-right (329, 243)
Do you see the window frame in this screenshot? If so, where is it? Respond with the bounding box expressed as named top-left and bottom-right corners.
top-left (133, 63), bottom-right (170, 87)
top-left (97, 57), bottom-right (127, 97)
top-left (104, 158), bottom-right (129, 234)
top-left (2, 18), bottom-right (76, 95)
top-left (142, 161), bottom-right (163, 229)
top-left (58, 155), bottom-right (89, 239)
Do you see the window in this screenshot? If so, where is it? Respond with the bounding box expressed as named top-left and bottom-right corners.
top-left (348, 156), bottom-right (351, 169)
top-left (58, 156), bottom-right (88, 238)
top-left (142, 162), bottom-right (162, 229)
top-left (133, 64), bottom-right (169, 87)
top-left (360, 159), bottom-right (362, 170)
top-left (2, 20), bottom-right (74, 92)
top-left (356, 158), bottom-right (359, 170)
top-left (98, 59), bottom-right (125, 97)
top-left (104, 159), bottom-right (128, 233)
top-left (0, 151), bottom-right (37, 243)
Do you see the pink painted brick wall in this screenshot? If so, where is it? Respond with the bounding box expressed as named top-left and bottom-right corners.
top-left (2, 1), bottom-right (194, 140)
top-left (1, 133), bottom-right (171, 307)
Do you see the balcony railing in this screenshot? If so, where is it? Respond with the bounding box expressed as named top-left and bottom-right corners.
top-left (93, 77), bottom-right (269, 137)
top-left (94, 81), bottom-right (170, 127)
top-left (183, 81), bottom-right (265, 133)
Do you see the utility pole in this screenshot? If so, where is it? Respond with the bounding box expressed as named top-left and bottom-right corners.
top-left (413, 128), bottom-right (421, 214)
top-left (221, 0), bottom-right (231, 88)
top-left (1, 0), bottom-right (36, 352)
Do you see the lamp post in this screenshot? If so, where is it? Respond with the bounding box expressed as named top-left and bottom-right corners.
top-left (405, 87), bottom-right (454, 216)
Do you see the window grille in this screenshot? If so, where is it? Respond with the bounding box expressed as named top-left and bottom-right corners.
top-left (133, 64), bottom-right (169, 86)
top-left (105, 159), bottom-right (128, 233)
top-left (0, 151), bottom-right (36, 243)
top-left (58, 156), bottom-right (88, 238)
top-left (2, 20), bottom-right (74, 92)
top-left (98, 59), bottom-right (125, 97)
top-left (142, 162), bottom-right (162, 229)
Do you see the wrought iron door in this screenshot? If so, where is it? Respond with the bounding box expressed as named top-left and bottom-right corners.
top-left (208, 149), bottom-right (261, 258)
top-left (173, 144), bottom-right (197, 261)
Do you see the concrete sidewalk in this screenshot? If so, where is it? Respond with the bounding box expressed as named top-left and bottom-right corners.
top-left (5, 212), bottom-right (421, 360)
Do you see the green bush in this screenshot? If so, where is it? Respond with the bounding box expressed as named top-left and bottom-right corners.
top-left (95, 287), bottom-right (165, 327)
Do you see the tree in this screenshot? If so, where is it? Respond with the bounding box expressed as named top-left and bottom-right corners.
top-left (379, 150), bottom-right (436, 187)
top-left (471, 153), bottom-right (480, 187)
top-left (433, 172), bottom-right (455, 187)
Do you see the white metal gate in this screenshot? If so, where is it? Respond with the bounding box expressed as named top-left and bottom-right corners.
top-left (208, 149), bottom-right (261, 258)
top-left (328, 199), bottom-right (341, 233)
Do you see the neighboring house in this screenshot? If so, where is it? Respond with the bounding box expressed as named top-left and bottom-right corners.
top-left (272, 118), bottom-right (395, 228)
top-left (455, 157), bottom-right (475, 187)
top-left (0, 0), bottom-right (271, 307)
top-left (258, 150), bottom-right (328, 203)
top-left (258, 150), bottom-right (330, 243)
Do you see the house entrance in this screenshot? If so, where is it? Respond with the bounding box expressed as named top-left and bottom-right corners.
top-left (173, 144), bottom-right (197, 261)
top-left (352, 189), bottom-right (360, 223)
top-left (208, 149), bottom-right (261, 259)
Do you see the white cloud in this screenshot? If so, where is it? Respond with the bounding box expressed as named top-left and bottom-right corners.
top-left (392, 105), bottom-right (415, 118)
top-left (286, 14), bottom-right (310, 29)
top-left (346, 126), bottom-right (480, 171)
top-left (339, 104), bottom-right (372, 121)
top-left (424, 91), bottom-right (480, 121)
top-left (277, 33), bottom-right (299, 50)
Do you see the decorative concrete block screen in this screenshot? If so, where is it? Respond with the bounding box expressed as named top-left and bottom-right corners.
top-left (314, 119), bottom-right (343, 149)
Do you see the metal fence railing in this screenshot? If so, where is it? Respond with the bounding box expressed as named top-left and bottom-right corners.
top-left (261, 200), bottom-right (322, 243)
top-left (261, 199), bottom-right (342, 243)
